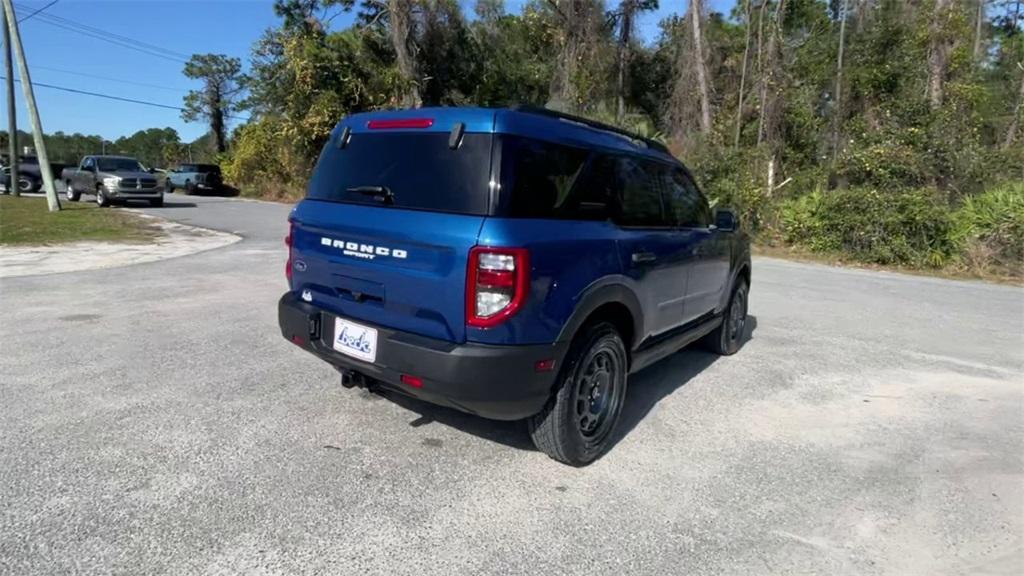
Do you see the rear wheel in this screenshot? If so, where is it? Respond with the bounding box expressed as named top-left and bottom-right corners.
top-left (184, 180), bottom-right (194, 195)
top-left (18, 176), bottom-right (36, 194)
top-left (702, 278), bottom-right (748, 356)
top-left (528, 322), bottom-right (628, 466)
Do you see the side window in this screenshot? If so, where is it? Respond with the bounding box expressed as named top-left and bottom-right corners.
top-left (502, 137), bottom-right (590, 219)
top-left (666, 168), bottom-right (711, 228)
top-left (82, 157), bottom-right (94, 170)
top-left (613, 156), bottom-right (668, 227)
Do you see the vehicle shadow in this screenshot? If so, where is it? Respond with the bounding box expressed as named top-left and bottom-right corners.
top-left (150, 201), bottom-right (197, 208)
top-left (373, 389), bottom-right (536, 451)
top-left (373, 315), bottom-right (758, 455)
top-left (173, 186), bottom-right (240, 198)
top-left (608, 315), bottom-right (758, 451)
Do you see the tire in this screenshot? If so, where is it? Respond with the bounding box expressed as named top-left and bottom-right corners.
top-left (702, 278), bottom-right (749, 356)
top-left (65, 181), bottom-right (80, 202)
top-left (528, 322), bottom-right (629, 466)
top-left (184, 180), bottom-right (194, 195)
top-left (165, 179), bottom-right (174, 194)
top-left (149, 196), bottom-right (163, 207)
top-left (18, 176), bottom-right (36, 194)
top-left (95, 185), bottom-right (110, 207)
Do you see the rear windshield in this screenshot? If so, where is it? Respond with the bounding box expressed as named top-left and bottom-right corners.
top-left (308, 132), bottom-right (493, 215)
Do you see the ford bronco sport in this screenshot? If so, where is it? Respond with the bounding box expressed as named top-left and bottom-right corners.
top-left (279, 106), bottom-right (751, 466)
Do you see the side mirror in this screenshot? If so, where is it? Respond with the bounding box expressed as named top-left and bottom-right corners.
top-left (714, 208), bottom-right (738, 232)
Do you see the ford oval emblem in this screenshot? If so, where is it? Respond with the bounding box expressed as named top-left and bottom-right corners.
top-left (293, 260), bottom-right (307, 272)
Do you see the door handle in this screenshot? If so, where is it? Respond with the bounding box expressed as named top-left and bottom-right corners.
top-left (632, 251), bottom-right (657, 264)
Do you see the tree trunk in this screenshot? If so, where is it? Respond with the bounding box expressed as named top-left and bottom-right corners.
top-left (549, 0), bottom-right (584, 111)
top-left (831, 0), bottom-right (849, 163)
top-left (972, 0), bottom-right (985, 64)
top-left (757, 0), bottom-right (785, 147)
top-left (1004, 64), bottom-right (1024, 149)
top-left (755, 0), bottom-right (768, 81)
top-left (615, 0), bottom-right (635, 122)
top-left (734, 0), bottom-right (754, 149)
top-left (854, 0), bottom-right (872, 32)
top-left (389, 0), bottom-right (422, 108)
top-left (689, 0), bottom-right (713, 135)
top-left (926, 0), bottom-right (953, 110)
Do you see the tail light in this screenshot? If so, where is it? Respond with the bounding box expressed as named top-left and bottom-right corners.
top-left (466, 246), bottom-right (529, 328)
top-left (285, 223), bottom-right (294, 281)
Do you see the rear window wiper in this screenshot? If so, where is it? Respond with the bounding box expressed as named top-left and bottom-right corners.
top-left (346, 185), bottom-right (394, 205)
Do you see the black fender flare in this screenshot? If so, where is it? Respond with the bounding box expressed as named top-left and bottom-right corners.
top-left (718, 246), bottom-right (752, 312)
top-left (555, 279), bottom-right (644, 351)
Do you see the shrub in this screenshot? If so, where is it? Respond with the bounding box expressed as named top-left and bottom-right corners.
top-left (949, 183), bottom-right (1024, 276)
top-left (780, 187), bottom-right (956, 267)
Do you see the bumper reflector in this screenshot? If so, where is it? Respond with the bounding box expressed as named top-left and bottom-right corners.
top-left (400, 374), bottom-right (424, 388)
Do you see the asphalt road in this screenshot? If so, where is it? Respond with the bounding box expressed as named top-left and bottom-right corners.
top-left (2, 194), bottom-right (1022, 575)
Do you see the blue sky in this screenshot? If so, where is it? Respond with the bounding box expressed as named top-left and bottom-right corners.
top-left (3, 0), bottom-right (735, 142)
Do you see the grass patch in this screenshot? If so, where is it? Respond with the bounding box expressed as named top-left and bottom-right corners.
top-left (0, 196), bottom-right (159, 246)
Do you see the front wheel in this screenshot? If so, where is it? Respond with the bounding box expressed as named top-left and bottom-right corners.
top-left (149, 196), bottom-right (163, 207)
top-left (528, 322), bottom-right (628, 466)
top-left (703, 278), bottom-right (749, 356)
top-left (165, 179), bottom-right (174, 194)
top-left (65, 181), bottom-right (80, 201)
top-left (95, 186), bottom-right (110, 207)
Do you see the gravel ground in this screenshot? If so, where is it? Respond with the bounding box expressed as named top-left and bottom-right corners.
top-left (1, 195), bottom-right (1021, 576)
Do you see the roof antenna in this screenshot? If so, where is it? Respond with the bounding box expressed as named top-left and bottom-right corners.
top-left (448, 122), bottom-right (465, 150)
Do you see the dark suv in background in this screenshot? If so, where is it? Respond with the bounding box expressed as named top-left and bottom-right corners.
top-left (279, 107), bottom-right (751, 466)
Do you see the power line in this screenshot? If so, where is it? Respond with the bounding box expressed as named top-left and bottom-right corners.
top-left (17, 0), bottom-right (58, 23)
top-left (29, 9), bottom-right (190, 59)
top-left (33, 64), bottom-right (189, 93)
top-left (0, 75), bottom-right (250, 121)
top-left (15, 1), bottom-right (189, 59)
top-left (14, 3), bottom-right (189, 63)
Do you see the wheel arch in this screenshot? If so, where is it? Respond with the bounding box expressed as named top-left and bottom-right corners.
top-left (556, 281), bottom-right (643, 357)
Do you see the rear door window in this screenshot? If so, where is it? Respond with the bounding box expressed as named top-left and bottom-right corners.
top-left (308, 132), bottom-right (493, 215)
top-left (497, 137), bottom-right (591, 219)
top-left (613, 156), bottom-right (670, 228)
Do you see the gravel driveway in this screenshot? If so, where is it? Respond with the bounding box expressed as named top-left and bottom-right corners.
top-left (1, 195), bottom-right (1021, 575)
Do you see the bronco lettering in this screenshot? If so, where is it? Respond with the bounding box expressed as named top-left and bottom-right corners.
top-left (321, 236), bottom-right (408, 260)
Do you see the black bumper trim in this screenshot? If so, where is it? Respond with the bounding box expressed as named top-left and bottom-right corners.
top-left (278, 292), bottom-right (567, 421)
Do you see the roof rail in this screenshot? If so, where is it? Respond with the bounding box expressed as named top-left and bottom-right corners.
top-left (511, 105), bottom-right (670, 154)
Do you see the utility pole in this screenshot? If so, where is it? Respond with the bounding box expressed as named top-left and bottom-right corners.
top-left (2, 6), bottom-right (16, 197)
top-left (1, 0), bottom-right (58, 210)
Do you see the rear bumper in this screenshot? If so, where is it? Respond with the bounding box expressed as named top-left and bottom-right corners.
top-left (278, 292), bottom-right (567, 420)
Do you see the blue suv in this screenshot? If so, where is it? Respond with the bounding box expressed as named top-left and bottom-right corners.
top-left (279, 106), bottom-right (751, 465)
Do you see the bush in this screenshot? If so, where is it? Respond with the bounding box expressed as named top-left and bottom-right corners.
top-left (949, 183), bottom-right (1024, 276)
top-left (780, 187), bottom-right (956, 267)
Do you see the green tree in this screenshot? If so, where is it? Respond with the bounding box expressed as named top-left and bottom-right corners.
top-left (182, 54), bottom-right (244, 153)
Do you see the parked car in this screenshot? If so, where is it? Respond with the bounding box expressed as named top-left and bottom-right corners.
top-left (1, 155), bottom-right (66, 194)
top-left (165, 163), bottom-right (223, 194)
top-left (61, 155), bottom-right (163, 207)
top-left (278, 107), bottom-right (751, 466)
